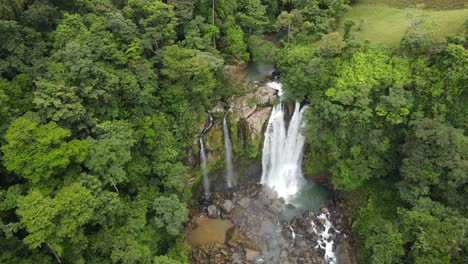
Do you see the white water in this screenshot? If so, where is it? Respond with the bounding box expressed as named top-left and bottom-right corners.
top-left (261, 82), bottom-right (306, 198)
top-left (223, 116), bottom-right (234, 188)
top-left (261, 81), bottom-right (337, 263)
top-left (311, 213), bottom-right (339, 264)
top-left (199, 138), bottom-right (210, 198)
top-left (200, 113), bottom-right (213, 198)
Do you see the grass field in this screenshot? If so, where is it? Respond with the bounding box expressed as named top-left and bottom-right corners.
top-left (355, 0), bottom-right (468, 10)
top-left (339, 1), bottom-right (468, 48)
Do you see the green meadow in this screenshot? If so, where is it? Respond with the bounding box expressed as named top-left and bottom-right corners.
top-left (339, 0), bottom-right (468, 48)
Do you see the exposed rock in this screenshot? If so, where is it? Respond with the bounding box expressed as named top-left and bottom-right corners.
top-left (336, 240), bottom-right (358, 264)
top-left (237, 197), bottom-right (251, 208)
top-left (228, 84), bottom-right (276, 121)
top-left (192, 214), bottom-right (209, 226)
top-left (320, 207), bottom-right (329, 214)
top-left (307, 227), bottom-right (316, 236)
top-left (245, 248), bottom-right (260, 262)
top-left (268, 199), bottom-right (284, 214)
top-left (222, 200), bottom-right (234, 213)
top-left (207, 205), bottom-right (219, 218)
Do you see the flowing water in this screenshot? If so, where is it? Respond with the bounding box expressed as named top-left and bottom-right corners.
top-left (261, 81), bottom-right (337, 264)
top-left (223, 116), bottom-right (234, 188)
top-left (200, 113), bottom-right (214, 198)
top-left (199, 138), bottom-right (210, 198)
top-left (261, 82), bottom-right (306, 198)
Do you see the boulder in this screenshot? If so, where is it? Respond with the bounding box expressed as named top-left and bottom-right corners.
top-left (268, 200), bottom-right (284, 214)
top-left (320, 207), bottom-right (329, 214)
top-left (307, 227), bottom-right (316, 236)
top-left (238, 197), bottom-right (251, 208)
top-left (192, 215), bottom-right (209, 226)
top-left (245, 248), bottom-right (260, 262)
top-left (228, 85), bottom-right (276, 121)
top-left (222, 200), bottom-right (234, 213)
top-left (207, 205), bottom-right (219, 218)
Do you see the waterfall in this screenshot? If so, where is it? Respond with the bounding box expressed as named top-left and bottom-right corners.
top-left (261, 81), bottom-right (306, 198)
top-left (199, 138), bottom-right (210, 198)
top-left (223, 115), bottom-right (234, 188)
top-left (200, 113), bottom-right (213, 198)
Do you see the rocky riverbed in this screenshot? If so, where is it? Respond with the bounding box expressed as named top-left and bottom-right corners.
top-left (187, 183), bottom-right (357, 264)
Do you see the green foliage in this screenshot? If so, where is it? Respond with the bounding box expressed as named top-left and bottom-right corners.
top-left (2, 115), bottom-right (88, 185)
top-left (222, 27), bottom-right (250, 63)
top-left (85, 121), bottom-right (135, 191)
top-left (248, 35), bottom-right (277, 63)
top-left (153, 195), bottom-right (188, 236)
top-left (17, 183), bottom-right (96, 251)
top-left (399, 119), bottom-right (467, 210)
top-left (154, 255), bottom-right (183, 264)
top-left (318, 32), bottom-right (346, 57)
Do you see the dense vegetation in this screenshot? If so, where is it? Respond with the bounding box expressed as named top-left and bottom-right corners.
top-left (278, 6), bottom-right (468, 263)
top-left (0, 0), bottom-right (348, 263)
top-left (0, 0), bottom-right (466, 263)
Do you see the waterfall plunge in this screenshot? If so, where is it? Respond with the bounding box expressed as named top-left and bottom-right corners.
top-left (223, 116), bottom-right (234, 188)
top-left (262, 81), bottom-right (338, 264)
top-left (261, 82), bottom-right (306, 199)
top-left (200, 113), bottom-right (213, 198)
top-left (199, 138), bottom-right (210, 198)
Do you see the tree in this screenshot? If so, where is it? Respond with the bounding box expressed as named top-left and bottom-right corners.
top-left (153, 195), bottom-right (188, 236)
top-left (318, 32), bottom-right (346, 57)
top-left (85, 121), bottom-right (135, 192)
top-left (154, 255), bottom-right (183, 264)
top-left (125, 0), bottom-right (177, 53)
top-left (236, 0), bottom-right (267, 33)
top-left (248, 35), bottom-right (277, 63)
top-left (399, 119), bottom-right (467, 211)
top-left (222, 27), bottom-right (249, 63)
top-left (16, 183), bottom-right (96, 259)
top-left (1, 114), bottom-right (88, 185)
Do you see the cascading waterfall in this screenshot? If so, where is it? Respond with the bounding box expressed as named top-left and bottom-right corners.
top-left (261, 81), bottom-right (337, 264)
top-left (261, 81), bottom-right (306, 198)
top-left (200, 113), bottom-right (213, 198)
top-left (223, 115), bottom-right (234, 188)
top-left (199, 138), bottom-right (210, 198)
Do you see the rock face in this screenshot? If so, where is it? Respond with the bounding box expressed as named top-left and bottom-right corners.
top-left (190, 82), bottom-right (277, 168)
top-left (227, 83), bottom-right (277, 159)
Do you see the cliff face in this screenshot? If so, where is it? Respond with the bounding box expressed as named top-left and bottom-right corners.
top-left (201, 83), bottom-right (277, 167)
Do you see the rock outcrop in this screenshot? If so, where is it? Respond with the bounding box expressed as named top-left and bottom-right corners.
top-left (189, 184), bottom-right (327, 264)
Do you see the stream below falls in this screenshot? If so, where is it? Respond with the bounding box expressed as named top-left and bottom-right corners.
top-left (189, 67), bottom-right (348, 264)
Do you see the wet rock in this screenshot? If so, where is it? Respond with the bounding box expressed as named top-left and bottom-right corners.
top-left (307, 227), bottom-right (316, 236)
top-left (280, 249), bottom-right (288, 260)
top-left (222, 200), bottom-right (234, 213)
top-left (192, 214), bottom-right (209, 226)
top-left (336, 239), bottom-right (358, 264)
top-left (207, 205), bottom-right (219, 218)
top-left (268, 199), bottom-right (284, 214)
top-left (245, 248), bottom-right (260, 262)
top-left (320, 207), bottom-right (329, 214)
top-left (238, 197), bottom-right (251, 208)
top-left (231, 252), bottom-right (243, 264)
top-left (307, 210), bottom-right (316, 219)
top-left (318, 219), bottom-right (326, 226)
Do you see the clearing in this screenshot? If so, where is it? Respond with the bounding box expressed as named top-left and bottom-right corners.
top-left (338, 0), bottom-right (468, 48)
